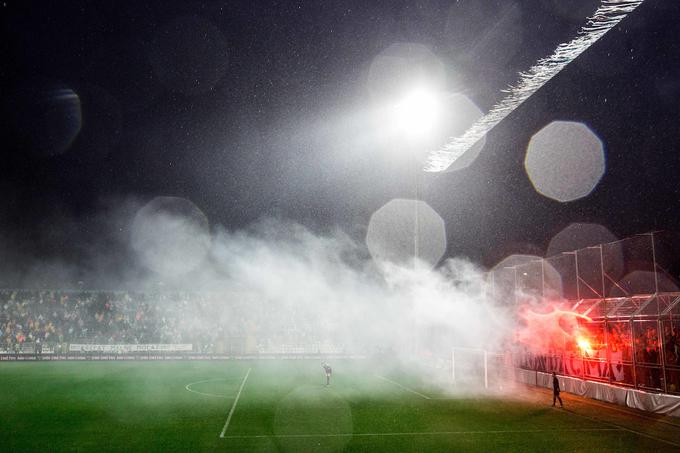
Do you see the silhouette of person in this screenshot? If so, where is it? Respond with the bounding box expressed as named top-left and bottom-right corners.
top-left (552, 372), bottom-right (563, 407)
top-left (322, 363), bottom-right (332, 386)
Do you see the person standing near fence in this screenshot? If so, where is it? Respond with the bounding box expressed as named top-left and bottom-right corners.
top-left (552, 372), bottom-right (563, 407)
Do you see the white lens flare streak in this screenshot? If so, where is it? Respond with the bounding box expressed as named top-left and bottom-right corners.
top-left (424, 0), bottom-right (645, 172)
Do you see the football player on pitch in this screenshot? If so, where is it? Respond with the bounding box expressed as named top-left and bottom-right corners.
top-left (322, 362), bottom-right (332, 386)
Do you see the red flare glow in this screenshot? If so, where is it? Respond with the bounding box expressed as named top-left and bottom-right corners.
top-left (516, 303), bottom-right (592, 353)
top-left (576, 337), bottom-right (592, 355)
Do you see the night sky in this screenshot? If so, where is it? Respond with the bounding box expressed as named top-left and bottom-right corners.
top-left (1, 0), bottom-right (679, 285)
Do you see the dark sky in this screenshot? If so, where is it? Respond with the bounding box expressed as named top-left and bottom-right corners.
top-left (1, 0), bottom-right (679, 284)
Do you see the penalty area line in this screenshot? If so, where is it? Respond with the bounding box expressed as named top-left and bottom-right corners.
top-left (219, 367), bottom-right (251, 438)
top-left (221, 427), bottom-right (622, 439)
top-left (375, 375), bottom-right (431, 400)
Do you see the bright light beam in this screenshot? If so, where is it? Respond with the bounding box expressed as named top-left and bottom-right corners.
top-left (391, 88), bottom-right (440, 141)
top-left (424, 0), bottom-right (645, 172)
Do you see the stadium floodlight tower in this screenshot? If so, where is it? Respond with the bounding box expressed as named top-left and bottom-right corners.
top-left (389, 86), bottom-right (441, 268)
top-left (387, 86), bottom-right (442, 360)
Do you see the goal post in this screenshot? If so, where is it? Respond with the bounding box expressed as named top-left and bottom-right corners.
top-left (449, 347), bottom-right (508, 390)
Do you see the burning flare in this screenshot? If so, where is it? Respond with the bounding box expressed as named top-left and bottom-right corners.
top-left (516, 303), bottom-right (593, 354)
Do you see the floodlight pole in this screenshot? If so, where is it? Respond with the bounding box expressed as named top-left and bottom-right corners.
top-left (647, 232), bottom-right (667, 392)
top-left (413, 152), bottom-right (420, 269)
top-left (540, 259), bottom-right (546, 299)
top-left (648, 232), bottom-right (659, 295)
top-left (563, 251), bottom-right (581, 301)
top-left (599, 245), bottom-right (606, 299)
top-left (513, 267), bottom-right (519, 308)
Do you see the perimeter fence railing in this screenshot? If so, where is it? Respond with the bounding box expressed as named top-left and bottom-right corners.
top-left (488, 231), bottom-right (680, 395)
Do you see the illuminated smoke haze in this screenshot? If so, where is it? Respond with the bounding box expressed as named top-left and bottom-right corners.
top-left (204, 215), bottom-right (511, 356)
top-left (5, 196), bottom-right (514, 365)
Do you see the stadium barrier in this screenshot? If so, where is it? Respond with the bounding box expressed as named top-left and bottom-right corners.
top-left (68, 343), bottom-right (193, 353)
top-left (0, 353), bottom-right (367, 361)
top-left (0, 342), bottom-right (366, 361)
top-left (516, 368), bottom-right (680, 417)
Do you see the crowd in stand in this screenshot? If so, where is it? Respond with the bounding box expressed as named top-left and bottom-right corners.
top-left (517, 319), bottom-right (680, 393)
top-left (606, 322), bottom-right (633, 361)
top-left (529, 321), bottom-right (678, 366)
top-left (0, 290), bottom-right (254, 352)
top-left (664, 323), bottom-right (680, 365)
top-left (0, 290), bottom-right (336, 354)
top-left (634, 323), bottom-right (661, 364)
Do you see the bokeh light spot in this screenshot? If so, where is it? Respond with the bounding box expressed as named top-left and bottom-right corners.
top-left (547, 223), bottom-right (618, 257)
top-left (610, 271), bottom-right (679, 298)
top-left (130, 197), bottom-right (210, 277)
top-left (525, 121), bottom-right (605, 202)
top-left (3, 82), bottom-right (82, 157)
top-left (610, 271), bottom-right (678, 297)
top-left (490, 254), bottom-right (563, 303)
top-left (366, 199), bottom-right (446, 271)
top-left (546, 223), bottom-right (624, 299)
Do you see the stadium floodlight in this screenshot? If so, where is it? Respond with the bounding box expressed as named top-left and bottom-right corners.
top-left (424, 0), bottom-right (645, 172)
top-left (388, 86), bottom-right (443, 270)
top-left (390, 87), bottom-right (440, 143)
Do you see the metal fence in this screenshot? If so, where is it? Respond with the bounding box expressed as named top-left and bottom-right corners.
top-left (489, 231), bottom-right (680, 395)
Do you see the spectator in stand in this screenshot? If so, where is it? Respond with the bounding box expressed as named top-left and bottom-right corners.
top-left (674, 327), bottom-right (680, 364)
top-left (0, 290), bottom-right (336, 355)
top-left (668, 327), bottom-right (679, 364)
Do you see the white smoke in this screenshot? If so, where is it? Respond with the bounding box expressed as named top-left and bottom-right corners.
top-left (130, 197), bottom-right (211, 277)
top-left (7, 196), bottom-right (514, 376)
top-left (176, 217), bottom-right (512, 356)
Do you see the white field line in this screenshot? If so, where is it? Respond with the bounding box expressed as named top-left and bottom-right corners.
top-left (219, 367), bottom-right (252, 438)
top-left (221, 427), bottom-right (622, 439)
top-left (375, 375), bottom-right (431, 400)
top-left (558, 404), bottom-right (680, 448)
top-left (184, 378), bottom-right (230, 399)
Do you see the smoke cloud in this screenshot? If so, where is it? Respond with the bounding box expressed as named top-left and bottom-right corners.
top-left (2, 197), bottom-right (514, 362)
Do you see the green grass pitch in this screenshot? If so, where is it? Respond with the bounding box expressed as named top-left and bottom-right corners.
top-left (1, 360), bottom-right (679, 452)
